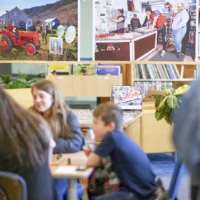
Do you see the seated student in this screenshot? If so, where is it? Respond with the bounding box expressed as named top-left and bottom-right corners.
top-left (0, 86), bottom-right (56, 200)
top-left (86, 102), bottom-right (157, 200)
top-left (30, 80), bottom-right (85, 200)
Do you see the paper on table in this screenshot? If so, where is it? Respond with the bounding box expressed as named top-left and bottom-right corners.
top-left (55, 166), bottom-right (77, 174)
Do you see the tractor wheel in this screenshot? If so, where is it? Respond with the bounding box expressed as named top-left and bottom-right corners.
top-left (0, 34), bottom-right (13, 52)
top-left (25, 43), bottom-right (37, 56)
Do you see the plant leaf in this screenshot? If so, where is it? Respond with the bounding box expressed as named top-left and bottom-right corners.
top-left (174, 85), bottom-right (190, 96)
top-left (164, 88), bottom-right (175, 95)
top-left (158, 96), bottom-right (168, 111)
top-left (167, 95), bottom-right (178, 109)
top-left (155, 95), bottom-right (166, 108)
top-left (155, 111), bottom-right (165, 121)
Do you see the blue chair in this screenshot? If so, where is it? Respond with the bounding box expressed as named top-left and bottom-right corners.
top-left (0, 171), bottom-right (27, 200)
top-left (168, 160), bottom-right (185, 200)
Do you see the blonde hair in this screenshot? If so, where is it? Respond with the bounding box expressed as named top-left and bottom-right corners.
top-left (30, 80), bottom-right (71, 139)
top-left (93, 102), bottom-right (123, 131)
top-left (0, 86), bottom-right (50, 168)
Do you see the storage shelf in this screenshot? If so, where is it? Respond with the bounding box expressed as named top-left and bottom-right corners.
top-left (46, 75), bottom-right (123, 97)
top-left (6, 88), bottom-right (32, 108)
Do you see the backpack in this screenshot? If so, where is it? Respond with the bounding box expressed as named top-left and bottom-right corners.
top-left (173, 80), bottom-right (200, 181)
top-left (87, 157), bottom-right (120, 199)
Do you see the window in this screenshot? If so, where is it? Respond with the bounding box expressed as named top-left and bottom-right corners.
top-left (13, 11), bottom-right (19, 17)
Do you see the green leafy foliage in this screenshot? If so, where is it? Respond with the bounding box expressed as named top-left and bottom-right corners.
top-left (0, 71), bottom-right (45, 89)
top-left (150, 85), bottom-right (190, 125)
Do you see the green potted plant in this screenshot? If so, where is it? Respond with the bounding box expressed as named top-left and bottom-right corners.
top-left (148, 84), bottom-right (190, 125)
top-left (0, 71), bottom-right (45, 89)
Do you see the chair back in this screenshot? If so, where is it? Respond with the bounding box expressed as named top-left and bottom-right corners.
top-left (0, 171), bottom-right (27, 200)
top-left (168, 160), bottom-right (185, 200)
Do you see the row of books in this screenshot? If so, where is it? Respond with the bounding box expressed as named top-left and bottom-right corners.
top-left (135, 64), bottom-right (181, 80)
top-left (133, 81), bottom-right (173, 97)
top-left (48, 64), bottom-right (122, 76)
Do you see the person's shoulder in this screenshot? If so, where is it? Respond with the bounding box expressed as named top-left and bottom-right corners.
top-left (109, 130), bottom-right (125, 139)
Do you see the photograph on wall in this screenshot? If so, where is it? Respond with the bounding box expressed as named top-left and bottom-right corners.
top-left (111, 85), bottom-right (143, 110)
top-left (94, 0), bottom-right (197, 62)
top-left (0, 0), bottom-right (78, 61)
top-left (49, 37), bottom-right (63, 55)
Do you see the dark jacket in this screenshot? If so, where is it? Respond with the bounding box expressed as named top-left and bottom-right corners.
top-left (53, 108), bottom-right (85, 154)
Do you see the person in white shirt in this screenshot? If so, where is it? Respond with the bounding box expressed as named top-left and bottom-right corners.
top-left (172, 3), bottom-right (189, 58)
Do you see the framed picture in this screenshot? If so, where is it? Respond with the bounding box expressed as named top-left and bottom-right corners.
top-left (49, 37), bottom-right (63, 55)
top-left (0, 0), bottom-right (78, 62)
top-left (94, 0), bottom-right (197, 62)
top-left (111, 85), bottom-right (143, 110)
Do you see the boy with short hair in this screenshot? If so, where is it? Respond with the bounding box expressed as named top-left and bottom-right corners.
top-left (86, 102), bottom-right (157, 200)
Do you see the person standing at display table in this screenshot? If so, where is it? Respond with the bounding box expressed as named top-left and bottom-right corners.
top-left (130, 14), bottom-right (141, 31)
top-left (171, 3), bottom-right (189, 58)
top-left (109, 9), bottom-right (125, 33)
top-left (144, 7), bottom-right (167, 57)
top-left (0, 86), bottom-right (56, 200)
top-left (30, 80), bottom-right (85, 200)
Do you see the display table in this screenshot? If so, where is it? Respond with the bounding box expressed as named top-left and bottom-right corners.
top-left (95, 30), bottom-right (157, 61)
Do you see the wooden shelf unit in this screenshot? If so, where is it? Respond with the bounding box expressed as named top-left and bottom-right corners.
top-left (46, 74), bottom-right (122, 97)
top-left (5, 61), bottom-right (200, 154)
top-left (6, 88), bottom-right (32, 109)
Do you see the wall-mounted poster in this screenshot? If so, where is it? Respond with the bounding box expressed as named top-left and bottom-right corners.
top-left (94, 0), bottom-right (197, 62)
top-left (0, 0), bottom-right (78, 61)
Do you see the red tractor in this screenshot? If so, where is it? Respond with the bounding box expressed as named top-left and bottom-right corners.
top-left (0, 24), bottom-right (40, 56)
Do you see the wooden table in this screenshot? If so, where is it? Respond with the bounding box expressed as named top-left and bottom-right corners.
top-left (50, 152), bottom-right (93, 200)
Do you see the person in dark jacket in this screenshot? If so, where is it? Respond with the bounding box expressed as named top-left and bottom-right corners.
top-left (0, 86), bottom-right (56, 200)
top-left (30, 79), bottom-right (85, 200)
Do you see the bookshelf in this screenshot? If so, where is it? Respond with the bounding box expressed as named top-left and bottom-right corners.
top-left (128, 62), bottom-right (197, 95)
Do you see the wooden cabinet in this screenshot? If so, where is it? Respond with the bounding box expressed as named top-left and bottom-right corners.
top-left (46, 74), bottom-right (122, 97)
top-left (141, 110), bottom-right (175, 153)
top-left (125, 118), bottom-right (141, 146)
top-left (6, 88), bottom-right (32, 108)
